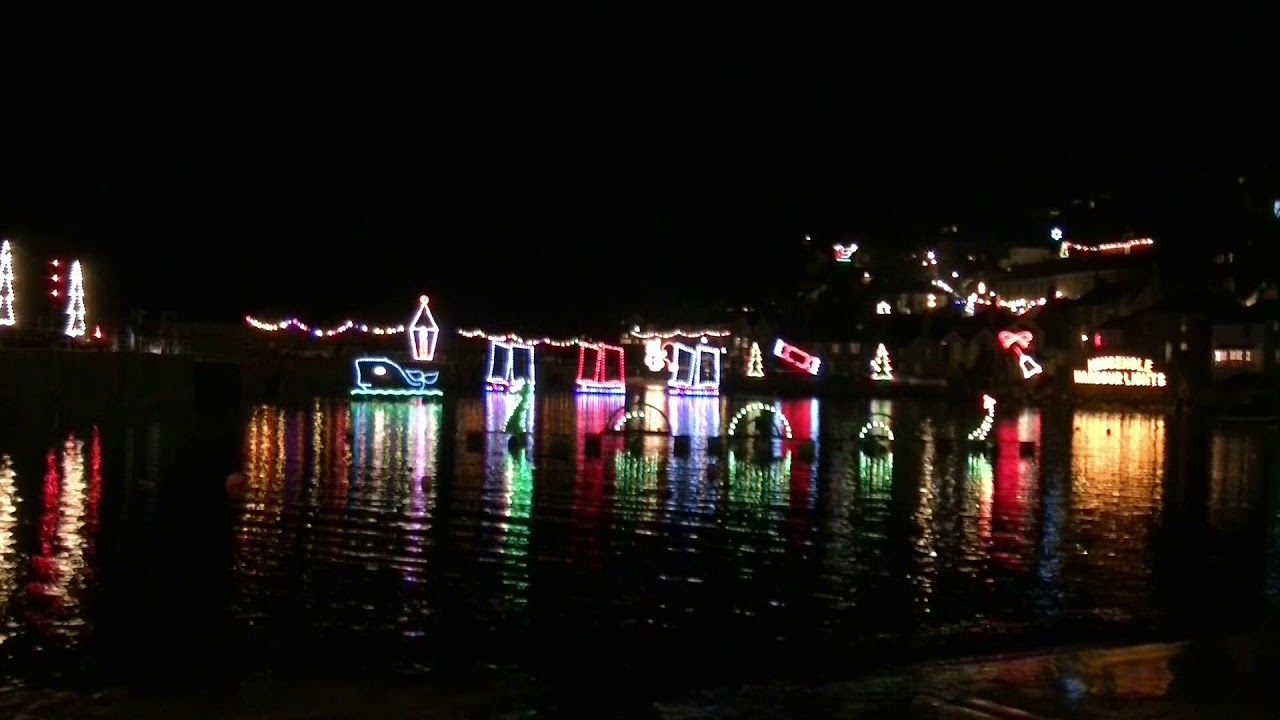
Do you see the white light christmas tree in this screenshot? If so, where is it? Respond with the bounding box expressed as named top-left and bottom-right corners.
top-left (870, 343), bottom-right (893, 381)
top-left (746, 341), bottom-right (764, 378)
top-left (64, 260), bottom-right (86, 337)
top-left (0, 240), bottom-right (14, 327)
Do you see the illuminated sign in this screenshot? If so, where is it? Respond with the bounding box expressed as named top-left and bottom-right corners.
top-left (876, 301), bottom-right (891, 315)
top-left (833, 243), bottom-right (858, 262)
top-left (1072, 356), bottom-right (1167, 387)
top-left (997, 330), bottom-right (1042, 379)
top-left (772, 338), bottom-right (821, 376)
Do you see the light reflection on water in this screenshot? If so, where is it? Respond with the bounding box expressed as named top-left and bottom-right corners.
top-left (1, 400), bottom-right (1279, 686)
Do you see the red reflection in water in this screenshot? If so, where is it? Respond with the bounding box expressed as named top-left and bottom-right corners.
top-left (777, 398), bottom-right (818, 442)
top-left (992, 419), bottom-right (1031, 568)
top-left (571, 396), bottom-right (617, 568)
top-left (85, 428), bottom-right (102, 579)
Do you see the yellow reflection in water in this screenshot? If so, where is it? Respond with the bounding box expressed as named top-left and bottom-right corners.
top-left (1069, 412), bottom-right (1165, 607)
top-left (913, 419), bottom-right (939, 605)
top-left (57, 437), bottom-right (88, 609)
top-left (312, 399), bottom-right (325, 486)
top-left (0, 455), bottom-right (17, 622)
top-left (1070, 413), bottom-right (1165, 513)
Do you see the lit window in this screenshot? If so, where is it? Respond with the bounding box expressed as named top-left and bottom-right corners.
top-left (1214, 348), bottom-right (1254, 365)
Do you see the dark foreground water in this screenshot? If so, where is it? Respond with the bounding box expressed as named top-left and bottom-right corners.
top-left (0, 391), bottom-right (1278, 712)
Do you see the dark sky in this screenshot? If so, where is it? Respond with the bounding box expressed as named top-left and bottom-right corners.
top-left (0, 20), bottom-right (1273, 332)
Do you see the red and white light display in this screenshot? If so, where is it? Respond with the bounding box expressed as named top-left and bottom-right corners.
top-left (833, 243), bottom-right (858, 262)
top-left (997, 330), bottom-right (1042, 379)
top-left (773, 338), bottom-right (821, 376)
top-left (576, 342), bottom-right (626, 394)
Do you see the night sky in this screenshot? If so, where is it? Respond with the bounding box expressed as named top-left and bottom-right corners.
top-left (0, 21), bottom-right (1273, 333)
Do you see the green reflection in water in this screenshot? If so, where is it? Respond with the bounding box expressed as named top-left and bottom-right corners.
top-left (614, 450), bottom-right (662, 525)
top-left (501, 451), bottom-right (533, 604)
top-left (858, 451), bottom-right (894, 499)
top-left (725, 451), bottom-right (792, 519)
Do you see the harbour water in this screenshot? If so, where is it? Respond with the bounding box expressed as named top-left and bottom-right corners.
top-left (0, 391), bottom-right (1277, 712)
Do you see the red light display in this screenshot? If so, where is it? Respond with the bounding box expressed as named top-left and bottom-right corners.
top-left (772, 339), bottom-right (821, 376)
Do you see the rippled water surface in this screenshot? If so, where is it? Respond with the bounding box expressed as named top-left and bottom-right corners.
top-left (0, 392), bottom-right (1278, 698)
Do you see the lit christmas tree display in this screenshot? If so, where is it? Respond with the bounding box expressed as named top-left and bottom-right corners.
top-left (869, 343), bottom-right (893, 381)
top-left (746, 341), bottom-right (764, 377)
top-left (64, 260), bottom-right (86, 337)
top-left (0, 240), bottom-right (14, 327)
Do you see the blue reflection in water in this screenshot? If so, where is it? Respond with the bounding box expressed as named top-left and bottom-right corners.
top-left (1037, 468), bottom-right (1064, 617)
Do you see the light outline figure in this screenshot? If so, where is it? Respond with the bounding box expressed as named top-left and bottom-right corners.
top-left (968, 393), bottom-right (997, 441)
top-left (0, 240), bottom-right (14, 327)
top-left (667, 341), bottom-right (721, 396)
top-left (773, 338), bottom-right (821, 376)
top-left (486, 339), bottom-right (537, 392)
top-left (575, 342), bottom-right (626, 394)
top-left (408, 294), bottom-right (440, 361)
top-left (65, 260), bottom-right (86, 337)
top-left (351, 357), bottom-right (442, 397)
top-left (726, 401), bottom-right (793, 439)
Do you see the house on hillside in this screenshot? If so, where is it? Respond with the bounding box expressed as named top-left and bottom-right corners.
top-left (1210, 301), bottom-right (1280, 383)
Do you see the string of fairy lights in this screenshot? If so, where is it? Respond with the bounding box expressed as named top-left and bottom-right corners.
top-left (243, 316), bottom-right (735, 347)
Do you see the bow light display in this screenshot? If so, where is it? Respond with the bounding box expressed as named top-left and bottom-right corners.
top-left (773, 339), bottom-right (821, 376)
top-left (997, 330), bottom-right (1042, 379)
